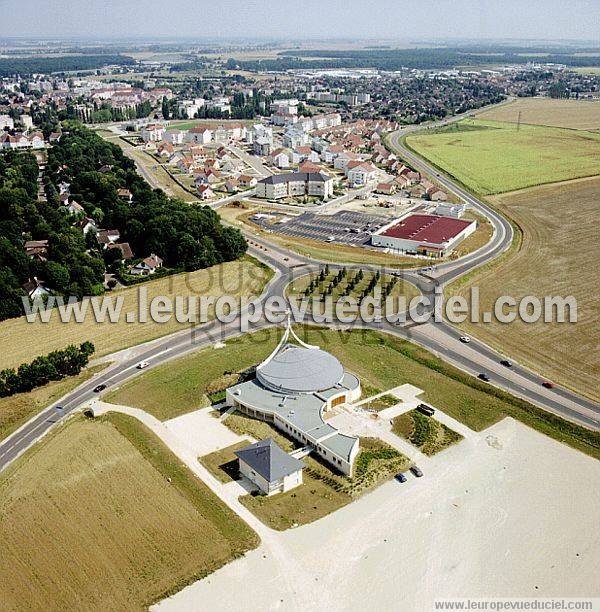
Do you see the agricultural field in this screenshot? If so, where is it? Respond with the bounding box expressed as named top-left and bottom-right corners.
top-left (0, 257), bottom-right (271, 371)
top-left (0, 415), bottom-right (258, 610)
top-left (476, 97), bottom-right (600, 131)
top-left (392, 410), bottom-right (463, 455)
top-left (106, 327), bottom-right (600, 459)
top-left (452, 176), bottom-right (600, 402)
top-left (406, 119), bottom-right (600, 194)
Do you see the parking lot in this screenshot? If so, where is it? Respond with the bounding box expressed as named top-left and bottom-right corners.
top-left (253, 210), bottom-right (390, 246)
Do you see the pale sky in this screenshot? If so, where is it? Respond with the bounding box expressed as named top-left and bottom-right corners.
top-left (0, 0), bottom-right (598, 42)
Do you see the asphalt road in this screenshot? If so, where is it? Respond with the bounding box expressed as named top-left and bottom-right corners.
top-left (1, 118), bottom-right (598, 472)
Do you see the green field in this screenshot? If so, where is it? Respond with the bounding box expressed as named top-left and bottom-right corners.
top-left (406, 119), bottom-right (600, 194)
top-left (0, 415), bottom-right (258, 610)
top-left (106, 327), bottom-right (600, 459)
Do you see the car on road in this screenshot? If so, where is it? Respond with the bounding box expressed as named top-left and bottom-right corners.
top-left (395, 472), bottom-right (407, 483)
top-left (500, 359), bottom-right (513, 368)
top-left (459, 336), bottom-right (471, 343)
top-left (410, 466), bottom-right (423, 478)
top-left (93, 384), bottom-right (107, 393)
top-left (542, 381), bottom-right (554, 389)
top-left (478, 373), bottom-right (491, 382)
top-left (326, 236), bottom-right (335, 242)
top-left (417, 403), bottom-right (435, 417)
top-left (136, 361), bottom-right (150, 369)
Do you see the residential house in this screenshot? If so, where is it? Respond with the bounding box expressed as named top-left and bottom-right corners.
top-left (130, 253), bottom-right (163, 275)
top-left (347, 161), bottom-right (378, 187)
top-left (117, 188), bottom-right (133, 204)
top-left (22, 277), bottom-right (51, 300)
top-left (187, 125), bottom-right (213, 145)
top-left (197, 184), bottom-right (215, 200)
top-left (66, 200), bottom-right (85, 216)
top-left (108, 242), bottom-right (134, 262)
top-left (141, 124), bottom-right (165, 143)
top-left (24, 239), bottom-right (49, 261)
top-left (376, 182), bottom-right (396, 195)
top-left (96, 229), bottom-right (121, 247)
top-left (238, 174), bottom-right (257, 188)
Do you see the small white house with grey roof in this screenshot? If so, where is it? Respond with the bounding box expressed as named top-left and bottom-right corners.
top-left (226, 317), bottom-right (361, 476)
top-left (235, 438), bottom-right (304, 496)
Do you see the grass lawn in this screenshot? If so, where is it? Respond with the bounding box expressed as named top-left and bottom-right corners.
top-left (406, 119), bottom-right (600, 194)
top-left (106, 327), bottom-right (600, 459)
top-left (476, 97), bottom-right (600, 132)
top-left (0, 363), bottom-right (108, 442)
top-left (199, 439), bottom-right (252, 483)
top-left (0, 257), bottom-right (271, 372)
top-left (0, 415), bottom-right (258, 610)
top-left (230, 415), bottom-right (410, 530)
top-left (451, 176), bottom-right (600, 402)
top-left (392, 410), bottom-right (463, 455)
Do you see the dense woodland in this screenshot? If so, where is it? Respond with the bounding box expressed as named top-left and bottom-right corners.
top-left (235, 46), bottom-right (600, 71)
top-left (0, 123), bottom-right (247, 322)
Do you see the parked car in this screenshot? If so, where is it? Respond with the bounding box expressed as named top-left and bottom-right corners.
top-left (500, 359), bottom-right (513, 367)
top-left (410, 465), bottom-right (423, 478)
top-left (395, 472), bottom-right (407, 483)
top-left (478, 373), bottom-right (491, 382)
top-left (542, 381), bottom-right (554, 389)
top-left (459, 336), bottom-right (471, 343)
top-left (417, 403), bottom-right (435, 417)
top-left (136, 361), bottom-right (150, 369)
top-left (93, 384), bottom-right (107, 393)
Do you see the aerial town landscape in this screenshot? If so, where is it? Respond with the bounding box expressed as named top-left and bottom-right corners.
top-left (0, 1), bottom-right (599, 611)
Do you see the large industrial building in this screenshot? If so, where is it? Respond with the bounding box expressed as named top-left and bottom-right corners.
top-left (256, 171), bottom-right (334, 200)
top-left (371, 213), bottom-right (477, 257)
top-left (226, 319), bottom-right (361, 476)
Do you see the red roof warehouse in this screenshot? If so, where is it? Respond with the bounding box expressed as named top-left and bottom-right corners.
top-left (372, 214), bottom-right (477, 257)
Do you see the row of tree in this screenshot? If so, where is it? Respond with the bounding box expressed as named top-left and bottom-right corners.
top-left (0, 342), bottom-right (95, 397)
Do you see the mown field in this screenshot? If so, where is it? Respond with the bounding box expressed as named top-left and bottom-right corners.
top-left (107, 327), bottom-right (600, 459)
top-left (452, 176), bottom-right (600, 401)
top-left (406, 119), bottom-right (600, 194)
top-left (0, 257), bottom-right (271, 371)
top-left (476, 98), bottom-right (600, 131)
top-left (0, 415), bottom-right (258, 611)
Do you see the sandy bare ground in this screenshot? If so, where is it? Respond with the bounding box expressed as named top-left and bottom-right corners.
top-left (154, 417), bottom-right (600, 611)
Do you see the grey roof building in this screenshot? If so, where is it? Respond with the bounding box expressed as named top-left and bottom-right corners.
top-left (235, 438), bottom-right (304, 482)
top-left (226, 317), bottom-right (361, 476)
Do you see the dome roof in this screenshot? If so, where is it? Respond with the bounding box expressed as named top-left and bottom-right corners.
top-left (257, 344), bottom-right (344, 393)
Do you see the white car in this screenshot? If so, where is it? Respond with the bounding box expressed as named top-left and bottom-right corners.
top-left (136, 360), bottom-right (150, 369)
top-left (459, 336), bottom-right (471, 343)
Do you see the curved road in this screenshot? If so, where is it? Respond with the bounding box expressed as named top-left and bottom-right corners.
top-left (1, 123), bottom-right (598, 472)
